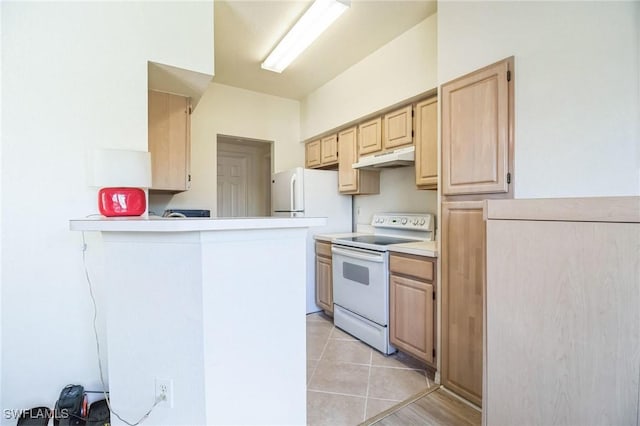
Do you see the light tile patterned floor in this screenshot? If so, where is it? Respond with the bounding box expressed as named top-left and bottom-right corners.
top-left (306, 313), bottom-right (435, 426)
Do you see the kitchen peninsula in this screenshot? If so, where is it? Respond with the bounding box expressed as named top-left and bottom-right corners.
top-left (70, 216), bottom-right (326, 426)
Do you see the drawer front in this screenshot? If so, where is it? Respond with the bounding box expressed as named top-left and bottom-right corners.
top-left (315, 241), bottom-right (332, 258)
top-left (390, 253), bottom-right (434, 281)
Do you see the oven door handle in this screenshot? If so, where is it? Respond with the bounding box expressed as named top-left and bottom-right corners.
top-left (331, 246), bottom-right (386, 263)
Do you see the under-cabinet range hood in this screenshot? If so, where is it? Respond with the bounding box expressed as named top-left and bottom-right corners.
top-left (352, 145), bottom-right (415, 170)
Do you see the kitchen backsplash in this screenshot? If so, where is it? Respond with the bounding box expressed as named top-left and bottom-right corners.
top-left (353, 166), bottom-right (437, 233)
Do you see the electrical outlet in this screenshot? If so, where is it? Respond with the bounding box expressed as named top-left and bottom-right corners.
top-left (155, 378), bottom-right (173, 408)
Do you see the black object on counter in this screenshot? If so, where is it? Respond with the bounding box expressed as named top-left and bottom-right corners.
top-left (163, 209), bottom-right (211, 218)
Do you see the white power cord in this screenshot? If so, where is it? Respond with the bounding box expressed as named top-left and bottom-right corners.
top-left (81, 231), bottom-right (164, 426)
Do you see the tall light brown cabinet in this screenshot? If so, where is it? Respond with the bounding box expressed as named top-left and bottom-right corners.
top-left (440, 57), bottom-right (514, 407)
top-left (148, 90), bottom-right (191, 192)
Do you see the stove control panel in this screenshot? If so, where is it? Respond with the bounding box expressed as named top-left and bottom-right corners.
top-left (371, 213), bottom-right (434, 232)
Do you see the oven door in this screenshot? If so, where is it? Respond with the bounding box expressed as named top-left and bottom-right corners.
top-left (331, 244), bottom-right (389, 326)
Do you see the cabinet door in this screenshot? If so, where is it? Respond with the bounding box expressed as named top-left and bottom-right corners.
top-left (338, 127), bottom-right (359, 193)
top-left (148, 90), bottom-right (191, 192)
top-left (358, 117), bottom-right (382, 155)
top-left (441, 201), bottom-right (485, 407)
top-left (338, 127), bottom-right (380, 195)
top-left (315, 255), bottom-right (333, 313)
top-left (441, 57), bottom-right (513, 196)
top-left (415, 98), bottom-right (438, 189)
top-left (384, 105), bottom-right (413, 149)
top-left (306, 140), bottom-right (321, 168)
top-left (320, 134), bottom-right (338, 165)
top-left (390, 274), bottom-right (434, 365)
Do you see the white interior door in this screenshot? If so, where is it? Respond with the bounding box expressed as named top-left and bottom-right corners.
top-left (217, 153), bottom-right (248, 217)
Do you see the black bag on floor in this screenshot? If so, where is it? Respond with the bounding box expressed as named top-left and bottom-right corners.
top-left (16, 407), bottom-right (52, 426)
top-left (85, 399), bottom-right (110, 426)
top-left (54, 385), bottom-right (86, 426)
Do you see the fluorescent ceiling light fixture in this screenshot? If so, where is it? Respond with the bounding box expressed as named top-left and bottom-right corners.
top-left (261, 0), bottom-right (350, 73)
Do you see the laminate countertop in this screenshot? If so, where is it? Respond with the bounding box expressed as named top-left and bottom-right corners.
top-left (70, 216), bottom-right (326, 232)
top-left (388, 240), bottom-right (438, 258)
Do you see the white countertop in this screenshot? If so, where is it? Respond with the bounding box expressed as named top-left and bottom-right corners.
top-left (315, 233), bottom-right (438, 257)
top-left (70, 216), bottom-right (327, 232)
top-left (314, 232), bottom-right (362, 242)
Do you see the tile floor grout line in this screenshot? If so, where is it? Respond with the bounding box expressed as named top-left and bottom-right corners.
top-left (361, 349), bottom-right (374, 422)
top-left (307, 389), bottom-right (370, 400)
top-left (370, 365), bottom-right (429, 372)
top-left (313, 359), bottom-right (428, 371)
top-left (359, 386), bottom-right (443, 426)
top-left (306, 321), bottom-right (334, 386)
top-left (364, 397), bottom-right (404, 403)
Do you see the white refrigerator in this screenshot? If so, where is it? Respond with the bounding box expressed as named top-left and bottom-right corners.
top-left (272, 167), bottom-right (352, 313)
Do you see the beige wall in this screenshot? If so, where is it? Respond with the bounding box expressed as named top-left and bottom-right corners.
top-left (438, 1), bottom-right (639, 198)
top-left (155, 83), bottom-right (302, 215)
top-left (300, 14), bottom-right (437, 140)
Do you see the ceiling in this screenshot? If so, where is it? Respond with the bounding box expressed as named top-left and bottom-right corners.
top-left (213, 0), bottom-right (437, 100)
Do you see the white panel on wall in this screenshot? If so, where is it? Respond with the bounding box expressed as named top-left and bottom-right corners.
top-left (1, 1), bottom-right (213, 420)
top-left (300, 14), bottom-right (437, 140)
top-left (438, 1), bottom-right (639, 198)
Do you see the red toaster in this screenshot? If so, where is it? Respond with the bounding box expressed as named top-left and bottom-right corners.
top-left (98, 187), bottom-right (146, 217)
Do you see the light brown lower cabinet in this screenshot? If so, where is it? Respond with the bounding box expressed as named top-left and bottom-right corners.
top-left (389, 253), bottom-right (436, 366)
top-left (441, 201), bottom-right (485, 407)
top-left (315, 241), bottom-right (333, 314)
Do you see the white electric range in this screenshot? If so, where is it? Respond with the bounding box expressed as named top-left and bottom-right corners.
top-left (331, 213), bottom-right (435, 354)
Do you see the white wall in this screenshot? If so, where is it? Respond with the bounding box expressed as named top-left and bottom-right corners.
top-left (155, 83), bottom-right (302, 216)
top-left (354, 167), bottom-right (437, 229)
top-left (0, 2), bottom-right (3, 414)
top-left (438, 1), bottom-right (640, 198)
top-left (1, 1), bottom-right (212, 422)
top-left (300, 14), bottom-right (437, 140)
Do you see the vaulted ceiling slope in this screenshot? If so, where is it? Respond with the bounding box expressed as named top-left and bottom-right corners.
top-left (213, 0), bottom-right (437, 100)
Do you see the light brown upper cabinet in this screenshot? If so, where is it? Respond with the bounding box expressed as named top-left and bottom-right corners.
top-left (305, 134), bottom-right (338, 169)
top-left (148, 90), bottom-right (191, 192)
top-left (441, 57), bottom-right (514, 196)
top-left (320, 134), bottom-right (339, 165)
top-left (337, 126), bottom-right (380, 195)
top-left (383, 105), bottom-right (413, 149)
top-left (305, 139), bottom-right (321, 168)
top-left (358, 117), bottom-right (382, 156)
top-left (415, 97), bottom-right (438, 189)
